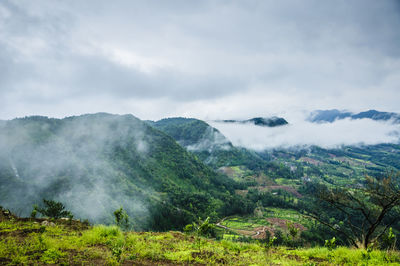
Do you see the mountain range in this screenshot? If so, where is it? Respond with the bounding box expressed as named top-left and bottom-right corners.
top-left (217, 116), bottom-right (289, 127)
top-left (0, 113), bottom-right (243, 230)
top-left (1, 110), bottom-right (400, 236)
top-left (308, 109), bottom-right (400, 123)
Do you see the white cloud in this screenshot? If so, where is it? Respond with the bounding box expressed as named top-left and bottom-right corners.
top-left (210, 118), bottom-right (400, 150)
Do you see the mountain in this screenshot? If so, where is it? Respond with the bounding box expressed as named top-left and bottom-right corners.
top-left (219, 116), bottom-right (288, 127)
top-left (309, 109), bottom-right (400, 123)
top-left (149, 117), bottom-right (269, 169)
top-left (148, 117), bottom-right (233, 152)
top-left (0, 113), bottom-right (242, 230)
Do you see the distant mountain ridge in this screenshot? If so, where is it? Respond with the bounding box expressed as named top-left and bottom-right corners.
top-left (309, 109), bottom-right (400, 123)
top-left (217, 116), bottom-right (288, 127)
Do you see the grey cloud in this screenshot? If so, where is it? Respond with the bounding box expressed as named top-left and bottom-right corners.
top-left (0, 0), bottom-right (400, 119)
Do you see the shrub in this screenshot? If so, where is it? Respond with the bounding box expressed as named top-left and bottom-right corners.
top-left (324, 237), bottom-right (336, 251)
top-left (380, 228), bottom-right (396, 250)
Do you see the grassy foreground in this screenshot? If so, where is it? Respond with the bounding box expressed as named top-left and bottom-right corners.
top-left (1, 215), bottom-right (400, 265)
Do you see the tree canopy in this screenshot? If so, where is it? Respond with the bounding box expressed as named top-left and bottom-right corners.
top-left (307, 173), bottom-right (400, 249)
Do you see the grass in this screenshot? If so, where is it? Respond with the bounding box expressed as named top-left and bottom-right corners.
top-left (1, 216), bottom-right (400, 265)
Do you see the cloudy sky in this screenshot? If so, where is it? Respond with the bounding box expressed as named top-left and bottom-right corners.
top-left (1, 0), bottom-right (400, 121)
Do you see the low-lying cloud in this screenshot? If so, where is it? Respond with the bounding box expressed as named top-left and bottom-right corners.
top-left (209, 118), bottom-right (400, 150)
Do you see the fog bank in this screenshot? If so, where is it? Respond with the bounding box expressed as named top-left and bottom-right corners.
top-left (210, 118), bottom-right (400, 150)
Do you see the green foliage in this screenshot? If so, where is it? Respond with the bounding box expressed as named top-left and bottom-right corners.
top-left (1, 214), bottom-right (400, 265)
top-left (30, 205), bottom-right (38, 218)
top-left (324, 237), bottom-right (336, 251)
top-left (40, 248), bottom-right (65, 264)
top-left (306, 173), bottom-right (400, 249)
top-left (287, 221), bottom-right (299, 239)
top-left (184, 217), bottom-right (215, 238)
top-left (264, 235), bottom-right (277, 252)
top-left (380, 228), bottom-right (397, 250)
top-left (183, 223), bottom-right (194, 233)
top-left (36, 199), bottom-right (72, 219)
top-left (0, 114), bottom-right (242, 231)
top-left (114, 207), bottom-right (130, 230)
top-left (184, 217), bottom-right (216, 252)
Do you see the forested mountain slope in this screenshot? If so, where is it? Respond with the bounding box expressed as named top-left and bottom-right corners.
top-left (0, 113), bottom-right (243, 230)
top-left (149, 117), bottom-right (268, 169)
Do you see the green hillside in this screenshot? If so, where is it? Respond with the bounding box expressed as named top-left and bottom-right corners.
top-left (148, 117), bottom-right (400, 249)
top-left (0, 113), bottom-right (243, 230)
top-left (149, 117), bottom-right (269, 169)
top-left (1, 114), bottom-right (399, 255)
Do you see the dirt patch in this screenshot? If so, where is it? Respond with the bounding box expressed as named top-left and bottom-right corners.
top-left (235, 189), bottom-right (249, 196)
top-left (266, 218), bottom-right (306, 232)
top-left (218, 167), bottom-right (235, 177)
top-left (0, 227), bottom-right (46, 238)
top-left (252, 226), bottom-right (275, 239)
top-left (235, 229), bottom-right (256, 236)
top-left (130, 258), bottom-right (204, 265)
top-left (192, 251), bottom-right (214, 259)
top-left (0, 257), bottom-right (12, 264)
top-left (0, 207), bottom-right (89, 231)
top-left (285, 254), bottom-right (303, 261)
top-left (169, 231), bottom-right (185, 240)
top-left (255, 173), bottom-right (276, 186)
top-left (308, 256), bottom-right (327, 263)
top-left (266, 186), bottom-right (302, 198)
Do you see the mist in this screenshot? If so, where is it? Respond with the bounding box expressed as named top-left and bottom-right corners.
top-left (209, 118), bottom-right (400, 150)
top-left (0, 114), bottom-right (151, 227)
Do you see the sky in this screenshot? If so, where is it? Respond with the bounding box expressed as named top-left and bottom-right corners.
top-left (1, 0), bottom-right (400, 121)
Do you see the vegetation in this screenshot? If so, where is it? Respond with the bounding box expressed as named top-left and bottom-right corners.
top-left (1, 208), bottom-right (400, 265)
top-left (0, 114), bottom-right (242, 230)
top-left (1, 114), bottom-right (400, 264)
top-left (307, 174), bottom-right (400, 249)
top-left (113, 207), bottom-right (130, 230)
top-left (34, 199), bottom-right (73, 219)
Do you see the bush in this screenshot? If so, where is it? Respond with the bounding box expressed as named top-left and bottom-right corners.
top-left (325, 237), bottom-right (336, 251)
top-left (380, 228), bottom-right (396, 250)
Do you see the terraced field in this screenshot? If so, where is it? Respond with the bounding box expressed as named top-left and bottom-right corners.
top-left (218, 207), bottom-right (310, 240)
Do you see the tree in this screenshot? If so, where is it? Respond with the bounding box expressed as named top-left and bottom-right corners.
top-left (306, 173), bottom-right (400, 249)
top-left (36, 199), bottom-right (73, 219)
top-left (184, 217), bottom-right (215, 238)
top-left (184, 217), bottom-right (215, 252)
top-left (114, 207), bottom-right (130, 230)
